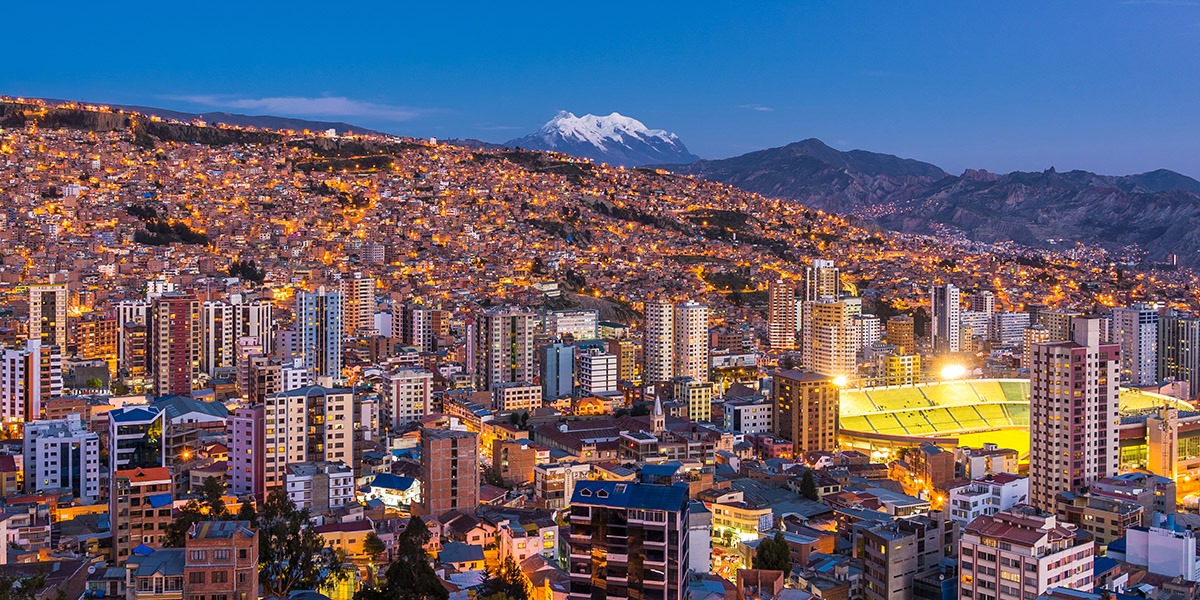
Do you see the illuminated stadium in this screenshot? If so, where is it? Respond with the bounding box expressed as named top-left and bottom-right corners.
top-left (838, 379), bottom-right (1192, 461)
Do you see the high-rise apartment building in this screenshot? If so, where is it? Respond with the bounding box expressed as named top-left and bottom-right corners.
top-left (0, 339), bottom-right (62, 423)
top-left (200, 300), bottom-right (235, 377)
top-left (1113, 303), bottom-right (1159, 386)
top-left (110, 466), bottom-right (174, 564)
top-left (541, 342), bottom-right (575, 401)
top-left (930, 284), bottom-right (961, 354)
top-left (296, 287), bottom-right (343, 380)
top-left (263, 386), bottom-right (355, 493)
top-left (393, 303), bottom-right (436, 352)
top-left (28, 282), bottom-right (68, 349)
top-left (673, 301), bottom-right (709, 383)
top-left (1158, 310), bottom-right (1200, 398)
top-left (567, 481), bottom-right (692, 600)
top-left (232, 296), bottom-right (273, 355)
top-left (1022, 325), bottom-right (1051, 371)
top-left (645, 300), bottom-right (676, 384)
top-left (991, 311), bottom-right (1032, 345)
top-left (1029, 317), bottom-right (1119, 510)
top-left (23, 414), bottom-right (100, 503)
top-left (804, 259), bottom-right (841, 302)
top-left (673, 377), bottom-right (712, 423)
top-left (772, 370), bottom-right (839, 456)
top-left (886, 315), bottom-right (915, 354)
top-left (339, 272), bottom-right (375, 337)
top-left (76, 316), bottom-right (119, 376)
top-left (228, 405), bottom-right (265, 501)
top-left (380, 368), bottom-right (433, 429)
top-left (543, 309), bottom-right (599, 340)
top-left (802, 297), bottom-right (859, 379)
top-left (474, 306), bottom-right (535, 391)
top-left (768, 280), bottom-right (797, 351)
top-left (107, 405), bottom-right (167, 472)
top-left (958, 506), bottom-right (1094, 599)
top-left (578, 348), bottom-right (618, 396)
top-left (860, 513), bottom-right (958, 600)
top-left (607, 338), bottom-right (636, 382)
top-left (1040, 308), bottom-right (1083, 343)
top-left (967, 290), bottom-right (995, 316)
top-left (150, 292), bottom-right (201, 396)
top-left (420, 428), bottom-right (479, 516)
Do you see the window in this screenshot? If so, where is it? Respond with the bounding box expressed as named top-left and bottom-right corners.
top-left (190, 572), bottom-right (206, 584)
top-left (190, 550), bottom-right (207, 562)
top-left (214, 549), bottom-right (231, 560)
top-left (212, 571), bottom-right (229, 584)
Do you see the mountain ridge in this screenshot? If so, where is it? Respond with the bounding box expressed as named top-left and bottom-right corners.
top-left (660, 139), bottom-right (1200, 265)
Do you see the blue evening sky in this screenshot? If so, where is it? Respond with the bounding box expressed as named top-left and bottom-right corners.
top-left (6, 1), bottom-right (1199, 176)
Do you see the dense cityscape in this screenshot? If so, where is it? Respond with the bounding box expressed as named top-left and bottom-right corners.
top-left (1, 95), bottom-right (1199, 600)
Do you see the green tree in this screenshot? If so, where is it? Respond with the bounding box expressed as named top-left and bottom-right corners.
top-left (259, 489), bottom-right (352, 597)
top-left (799, 471), bottom-right (821, 502)
top-left (353, 517), bottom-right (447, 600)
top-left (164, 477), bottom-right (230, 546)
top-left (753, 531), bottom-right (792, 573)
top-left (0, 572), bottom-right (47, 600)
top-left (363, 531), bottom-right (387, 565)
top-left (480, 555), bottom-right (528, 600)
top-left (84, 377), bottom-right (104, 389)
top-left (236, 499), bottom-right (258, 522)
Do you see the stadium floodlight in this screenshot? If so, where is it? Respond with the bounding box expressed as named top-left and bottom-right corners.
top-left (940, 364), bottom-right (967, 380)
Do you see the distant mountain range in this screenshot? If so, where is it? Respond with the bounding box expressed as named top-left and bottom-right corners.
top-left (505, 111), bottom-right (699, 167)
top-left (659, 138), bottom-right (1200, 266)
top-left (41, 100), bottom-right (383, 135)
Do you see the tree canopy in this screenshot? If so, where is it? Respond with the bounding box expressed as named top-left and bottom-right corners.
top-left (480, 555), bottom-right (528, 600)
top-left (753, 531), bottom-right (792, 573)
top-left (258, 489), bottom-right (352, 597)
top-left (164, 476), bottom-right (229, 547)
top-left (353, 517), bottom-right (447, 600)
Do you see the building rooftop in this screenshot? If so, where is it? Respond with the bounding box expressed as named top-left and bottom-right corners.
top-left (114, 467), bottom-right (171, 483)
top-left (189, 520), bottom-right (255, 540)
top-left (127, 548), bottom-right (186, 577)
top-left (439, 541), bottom-right (486, 564)
top-left (571, 480), bottom-right (689, 512)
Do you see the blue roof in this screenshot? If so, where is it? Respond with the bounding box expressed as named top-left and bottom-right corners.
top-left (132, 544), bottom-right (156, 556)
top-left (639, 462), bottom-right (683, 478)
top-left (439, 541), bottom-right (485, 564)
top-left (369, 473), bottom-right (416, 491)
top-left (1107, 535), bottom-right (1127, 554)
top-left (152, 395), bottom-right (228, 420)
top-left (1094, 556), bottom-right (1120, 577)
top-left (109, 406), bottom-right (163, 423)
top-left (570, 481), bottom-right (689, 512)
top-left (146, 493), bottom-right (174, 508)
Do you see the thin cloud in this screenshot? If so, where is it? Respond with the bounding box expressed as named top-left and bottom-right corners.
top-left (161, 94), bottom-right (428, 121)
top-left (737, 103), bottom-right (775, 112)
top-left (1120, 0), bottom-right (1200, 5)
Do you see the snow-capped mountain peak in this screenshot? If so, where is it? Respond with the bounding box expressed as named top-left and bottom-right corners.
top-left (506, 111), bottom-right (698, 167)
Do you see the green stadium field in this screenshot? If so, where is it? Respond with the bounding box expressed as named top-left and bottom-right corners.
top-left (838, 379), bottom-right (1191, 458)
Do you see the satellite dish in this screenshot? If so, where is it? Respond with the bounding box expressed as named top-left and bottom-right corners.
top-left (88, 565), bottom-right (97, 574)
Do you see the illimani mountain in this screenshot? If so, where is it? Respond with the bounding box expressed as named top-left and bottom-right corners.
top-left (506, 111), bottom-right (699, 167)
top-left (661, 139), bottom-right (1200, 265)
